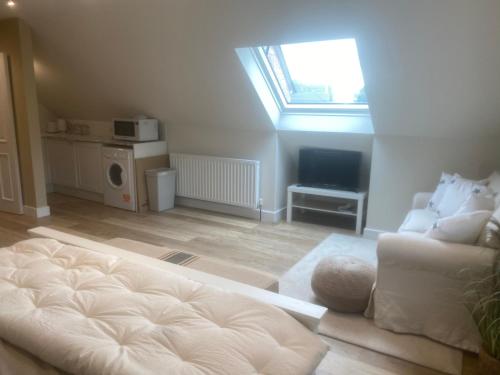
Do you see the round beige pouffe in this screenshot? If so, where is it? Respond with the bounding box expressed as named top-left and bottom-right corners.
top-left (311, 255), bottom-right (376, 313)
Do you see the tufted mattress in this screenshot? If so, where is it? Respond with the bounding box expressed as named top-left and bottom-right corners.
top-left (0, 238), bottom-right (328, 375)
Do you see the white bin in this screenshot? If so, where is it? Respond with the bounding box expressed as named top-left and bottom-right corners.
top-left (145, 168), bottom-right (176, 212)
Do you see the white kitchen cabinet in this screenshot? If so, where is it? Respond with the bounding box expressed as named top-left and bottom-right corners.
top-left (46, 138), bottom-right (77, 188)
top-left (75, 142), bottom-right (103, 193)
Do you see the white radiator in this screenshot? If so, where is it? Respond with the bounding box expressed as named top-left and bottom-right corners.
top-left (170, 153), bottom-right (260, 209)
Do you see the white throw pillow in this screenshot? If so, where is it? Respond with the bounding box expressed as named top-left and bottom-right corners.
top-left (425, 210), bottom-right (492, 244)
top-left (455, 191), bottom-right (495, 214)
top-left (436, 176), bottom-right (488, 217)
top-left (427, 172), bottom-right (455, 211)
top-left (487, 171), bottom-right (500, 208)
top-left (399, 209), bottom-right (439, 233)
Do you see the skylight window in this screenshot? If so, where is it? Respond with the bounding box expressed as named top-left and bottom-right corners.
top-left (236, 38), bottom-right (373, 133)
top-left (256, 39), bottom-right (367, 110)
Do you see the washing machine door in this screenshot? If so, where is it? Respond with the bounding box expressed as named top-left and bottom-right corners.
top-left (106, 161), bottom-right (127, 189)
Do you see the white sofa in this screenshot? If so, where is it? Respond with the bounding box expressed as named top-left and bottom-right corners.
top-left (373, 192), bottom-right (498, 352)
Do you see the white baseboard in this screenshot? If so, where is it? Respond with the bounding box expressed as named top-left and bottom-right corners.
top-left (24, 205), bottom-right (51, 218)
top-left (363, 227), bottom-right (386, 240)
top-left (175, 197), bottom-right (285, 223)
top-left (261, 207), bottom-right (286, 223)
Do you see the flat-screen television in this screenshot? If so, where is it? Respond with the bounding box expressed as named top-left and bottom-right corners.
top-left (298, 148), bottom-right (361, 191)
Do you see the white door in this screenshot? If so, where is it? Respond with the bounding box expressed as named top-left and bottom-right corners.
top-left (0, 53), bottom-right (23, 214)
top-left (75, 142), bottom-right (103, 193)
top-left (46, 139), bottom-right (77, 188)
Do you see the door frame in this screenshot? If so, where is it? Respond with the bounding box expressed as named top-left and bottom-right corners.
top-left (0, 52), bottom-right (23, 214)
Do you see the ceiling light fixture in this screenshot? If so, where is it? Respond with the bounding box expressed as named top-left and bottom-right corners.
top-left (6, 0), bottom-right (15, 7)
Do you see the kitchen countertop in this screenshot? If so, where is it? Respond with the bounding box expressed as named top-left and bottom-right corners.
top-left (42, 132), bottom-right (150, 147)
top-left (42, 132), bottom-right (168, 158)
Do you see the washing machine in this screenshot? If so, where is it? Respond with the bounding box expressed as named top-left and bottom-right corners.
top-left (102, 146), bottom-right (137, 211)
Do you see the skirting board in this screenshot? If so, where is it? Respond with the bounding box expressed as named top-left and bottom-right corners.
top-left (175, 197), bottom-right (285, 223)
top-left (363, 227), bottom-right (386, 240)
top-left (23, 205), bottom-right (51, 218)
top-left (262, 207), bottom-right (286, 223)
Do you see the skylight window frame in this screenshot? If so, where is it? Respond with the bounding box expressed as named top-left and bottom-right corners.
top-left (252, 45), bottom-right (369, 116)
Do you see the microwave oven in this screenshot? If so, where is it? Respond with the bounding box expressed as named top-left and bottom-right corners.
top-left (113, 119), bottom-right (159, 141)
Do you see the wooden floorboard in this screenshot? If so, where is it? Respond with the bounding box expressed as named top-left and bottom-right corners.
top-left (0, 194), bottom-right (331, 276)
top-left (0, 193), bottom-right (479, 374)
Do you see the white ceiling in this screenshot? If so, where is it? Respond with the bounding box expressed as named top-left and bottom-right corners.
top-left (1, 0), bottom-right (499, 136)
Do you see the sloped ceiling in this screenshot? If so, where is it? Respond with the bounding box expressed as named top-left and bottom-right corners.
top-left (1, 0), bottom-right (499, 136)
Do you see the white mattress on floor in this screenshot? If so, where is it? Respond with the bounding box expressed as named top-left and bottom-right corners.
top-left (0, 238), bottom-right (327, 375)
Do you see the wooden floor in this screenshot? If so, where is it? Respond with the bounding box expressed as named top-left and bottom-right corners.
top-left (0, 193), bottom-right (479, 374)
top-left (0, 193), bottom-right (335, 276)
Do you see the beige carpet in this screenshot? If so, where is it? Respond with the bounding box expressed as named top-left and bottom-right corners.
top-left (280, 233), bottom-right (463, 375)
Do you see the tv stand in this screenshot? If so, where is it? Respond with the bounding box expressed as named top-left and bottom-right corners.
top-left (286, 184), bottom-right (367, 234)
top-left (296, 184), bottom-right (358, 193)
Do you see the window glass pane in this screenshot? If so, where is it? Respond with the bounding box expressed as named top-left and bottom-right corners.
top-left (261, 39), bottom-right (367, 105)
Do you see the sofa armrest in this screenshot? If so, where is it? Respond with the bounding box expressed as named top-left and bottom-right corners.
top-left (377, 232), bottom-right (497, 279)
top-left (412, 192), bottom-right (433, 210)
top-left (374, 232), bottom-right (495, 352)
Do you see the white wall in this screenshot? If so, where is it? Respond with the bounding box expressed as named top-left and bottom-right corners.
top-left (366, 135), bottom-right (500, 232)
top-left (166, 124), bottom-right (279, 213)
top-left (274, 135), bottom-right (295, 212)
top-left (5, 0), bottom-right (500, 227)
top-left (6, 0), bottom-right (500, 139)
top-left (38, 104), bottom-right (57, 132)
top-left (357, 0), bottom-right (500, 138)
top-left (166, 125), bottom-right (372, 221)
top-left (277, 131), bottom-right (374, 208)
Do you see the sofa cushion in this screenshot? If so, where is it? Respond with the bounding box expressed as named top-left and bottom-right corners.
top-left (424, 210), bottom-right (492, 244)
top-left (427, 172), bottom-right (455, 211)
top-left (456, 190), bottom-right (495, 214)
top-left (436, 176), bottom-right (489, 217)
top-left (399, 209), bottom-right (439, 233)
